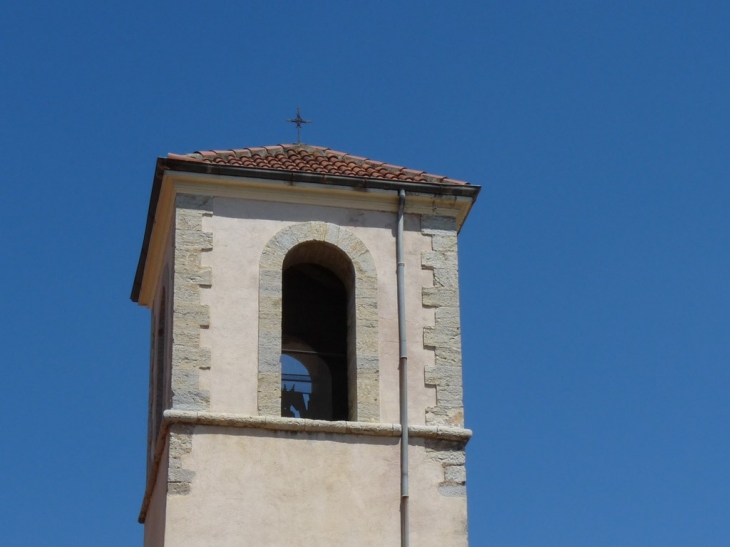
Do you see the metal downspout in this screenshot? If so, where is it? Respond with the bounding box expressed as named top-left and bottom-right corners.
top-left (396, 189), bottom-right (409, 547)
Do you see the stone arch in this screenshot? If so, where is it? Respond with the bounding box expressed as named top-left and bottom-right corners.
top-left (258, 221), bottom-right (379, 422)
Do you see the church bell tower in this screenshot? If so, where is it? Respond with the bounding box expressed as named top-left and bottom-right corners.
top-left (131, 144), bottom-right (480, 546)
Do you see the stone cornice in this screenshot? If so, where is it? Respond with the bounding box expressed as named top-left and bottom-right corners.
top-left (163, 409), bottom-right (473, 441)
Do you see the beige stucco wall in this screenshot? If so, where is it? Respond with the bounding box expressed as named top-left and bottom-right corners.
top-left (144, 439), bottom-right (169, 547)
top-left (141, 226), bottom-right (177, 539)
top-left (139, 189), bottom-right (469, 545)
top-left (162, 427), bottom-right (467, 547)
top-left (200, 197), bottom-right (437, 425)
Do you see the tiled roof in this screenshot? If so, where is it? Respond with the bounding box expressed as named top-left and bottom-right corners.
top-left (167, 144), bottom-right (468, 186)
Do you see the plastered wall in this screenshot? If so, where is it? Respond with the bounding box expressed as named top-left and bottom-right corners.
top-left (142, 191), bottom-right (469, 546)
top-left (144, 439), bottom-right (168, 547)
top-left (199, 197), bottom-right (439, 425)
top-left (163, 428), bottom-right (467, 547)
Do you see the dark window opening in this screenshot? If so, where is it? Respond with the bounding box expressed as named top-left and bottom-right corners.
top-left (281, 262), bottom-right (348, 421)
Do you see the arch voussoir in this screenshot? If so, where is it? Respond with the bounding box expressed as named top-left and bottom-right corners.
top-left (258, 222), bottom-right (380, 421)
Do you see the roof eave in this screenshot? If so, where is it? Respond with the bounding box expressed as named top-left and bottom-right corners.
top-left (131, 157), bottom-right (481, 303)
top-left (131, 157), bottom-right (167, 303)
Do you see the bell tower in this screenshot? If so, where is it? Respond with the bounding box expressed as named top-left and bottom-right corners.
top-left (131, 144), bottom-right (480, 546)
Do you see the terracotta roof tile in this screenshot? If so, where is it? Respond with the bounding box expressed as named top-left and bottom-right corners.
top-left (167, 144), bottom-right (468, 185)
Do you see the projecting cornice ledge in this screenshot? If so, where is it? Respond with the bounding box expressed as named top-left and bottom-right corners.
top-left (163, 409), bottom-right (473, 442)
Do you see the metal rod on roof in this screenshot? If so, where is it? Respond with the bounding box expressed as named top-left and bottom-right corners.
top-left (286, 106), bottom-right (311, 144)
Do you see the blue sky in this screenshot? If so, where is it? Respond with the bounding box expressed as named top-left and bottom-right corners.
top-left (1, 1), bottom-right (728, 545)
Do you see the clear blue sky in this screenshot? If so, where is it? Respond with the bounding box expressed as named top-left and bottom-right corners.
top-left (1, 2), bottom-right (728, 545)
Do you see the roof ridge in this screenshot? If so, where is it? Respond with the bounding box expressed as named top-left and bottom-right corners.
top-left (165, 144), bottom-right (468, 185)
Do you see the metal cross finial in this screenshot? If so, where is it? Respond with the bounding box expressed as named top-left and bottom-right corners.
top-left (286, 106), bottom-right (311, 144)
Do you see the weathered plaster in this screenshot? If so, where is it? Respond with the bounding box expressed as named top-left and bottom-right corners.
top-left (198, 198), bottom-right (435, 425)
top-left (139, 192), bottom-right (472, 531)
top-left (143, 437), bottom-right (168, 547)
top-left (138, 409), bottom-right (472, 524)
top-left (163, 426), bottom-right (469, 547)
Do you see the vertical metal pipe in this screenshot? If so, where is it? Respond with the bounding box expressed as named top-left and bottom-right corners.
top-left (396, 189), bottom-right (409, 547)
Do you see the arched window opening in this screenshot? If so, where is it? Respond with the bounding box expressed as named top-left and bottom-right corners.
top-left (281, 244), bottom-right (352, 421)
top-left (259, 222), bottom-right (379, 421)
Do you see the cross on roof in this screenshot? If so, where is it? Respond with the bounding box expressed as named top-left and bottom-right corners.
top-left (286, 106), bottom-right (311, 144)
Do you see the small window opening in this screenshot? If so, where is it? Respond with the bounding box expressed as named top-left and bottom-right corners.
top-left (281, 261), bottom-right (349, 421)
